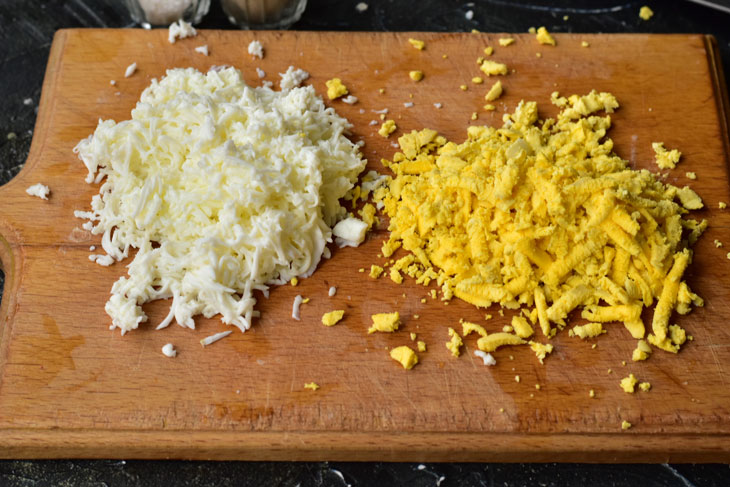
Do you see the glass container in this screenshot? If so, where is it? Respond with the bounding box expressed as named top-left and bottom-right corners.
top-left (125, 0), bottom-right (211, 28)
top-left (221, 0), bottom-right (307, 30)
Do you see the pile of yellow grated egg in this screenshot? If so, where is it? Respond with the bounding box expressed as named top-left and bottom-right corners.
top-left (373, 90), bottom-right (706, 359)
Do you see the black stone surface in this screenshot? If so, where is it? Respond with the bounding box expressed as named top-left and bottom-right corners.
top-left (1, 0), bottom-right (729, 485)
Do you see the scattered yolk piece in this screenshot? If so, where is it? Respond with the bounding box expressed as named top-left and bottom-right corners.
top-left (536, 26), bottom-right (556, 46)
top-left (569, 322), bottom-right (605, 339)
top-left (483, 46), bottom-right (494, 56)
top-left (589, 389), bottom-right (596, 398)
top-left (719, 201), bottom-right (727, 209)
top-left (408, 38), bottom-right (425, 50)
top-left (378, 120), bottom-right (397, 138)
top-left (472, 76), bottom-right (484, 84)
top-left (653, 142), bottom-right (681, 169)
top-left (498, 37), bottom-right (515, 47)
top-left (471, 112), bottom-right (478, 121)
top-left (369, 265), bottom-right (384, 278)
top-left (536, 52), bottom-right (542, 58)
top-left (368, 312), bottom-right (400, 334)
top-left (290, 277), bottom-right (299, 286)
top-left (462, 321), bottom-right (488, 337)
top-left (390, 345), bottom-right (419, 369)
top-left (409, 70), bottom-right (424, 82)
top-left (479, 59), bottom-right (508, 76)
top-left (639, 6), bottom-right (654, 20)
top-left (620, 373), bottom-right (638, 393)
top-left (484, 104), bottom-right (496, 111)
top-left (325, 78), bottom-right (348, 100)
top-left (581, 41), bottom-right (590, 47)
top-left (321, 310), bottom-right (345, 327)
top-left (304, 382), bottom-right (320, 391)
top-left (410, 332), bottom-right (417, 341)
top-left (621, 420), bottom-right (632, 430)
top-left (632, 339), bottom-right (652, 361)
top-left (714, 239), bottom-right (723, 248)
top-left (460, 84), bottom-right (468, 91)
top-left (477, 333), bottom-right (526, 352)
top-left (512, 315), bottom-right (534, 339)
top-left (639, 381), bottom-right (652, 392)
top-left (446, 327), bottom-right (463, 357)
top-left (379, 88), bottom-right (385, 94)
top-left (686, 172), bottom-right (697, 180)
top-left (484, 80), bottom-right (503, 101)
top-left (535, 384), bottom-right (541, 390)
top-left (515, 375), bottom-right (521, 383)
top-left (417, 340), bottom-right (427, 352)
top-left (502, 325), bottom-right (514, 333)
top-left (529, 341), bottom-right (554, 364)
top-left (301, 297), bottom-right (310, 304)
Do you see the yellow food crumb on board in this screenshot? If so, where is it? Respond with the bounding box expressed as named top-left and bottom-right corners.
top-left (715, 239), bottom-right (723, 248)
top-left (529, 341), bottom-right (553, 364)
top-left (632, 339), bottom-right (652, 361)
top-left (325, 78), bottom-right (348, 100)
top-left (409, 70), bottom-right (424, 82)
top-left (378, 120), bottom-right (397, 138)
top-left (390, 345), bottom-right (419, 369)
top-left (390, 267), bottom-right (403, 284)
top-left (368, 312), bottom-right (400, 334)
top-left (720, 201), bottom-right (727, 209)
top-left (460, 84), bottom-right (468, 91)
top-left (479, 59), bottom-right (508, 76)
top-left (369, 265), bottom-right (384, 278)
top-left (477, 333), bottom-right (526, 352)
top-left (472, 76), bottom-right (484, 84)
top-left (569, 322), bottom-right (605, 339)
top-left (483, 46), bottom-right (494, 56)
top-left (446, 327), bottom-right (463, 357)
top-left (410, 332), bottom-right (417, 341)
top-left (304, 382), bottom-right (320, 391)
top-left (484, 80), bottom-right (503, 101)
top-left (408, 38), bottom-right (425, 50)
top-left (462, 321), bottom-right (488, 337)
top-left (321, 310), bottom-right (345, 327)
top-left (653, 142), bottom-right (681, 169)
top-left (498, 37), bottom-right (515, 47)
top-left (621, 420), bottom-right (632, 430)
top-left (536, 26), bottom-right (556, 45)
top-left (686, 172), bottom-right (697, 180)
top-left (471, 112), bottom-right (478, 121)
top-left (639, 5), bottom-right (654, 20)
top-left (512, 315), bottom-right (534, 339)
top-left (358, 268), bottom-right (365, 273)
top-left (515, 375), bottom-right (521, 383)
top-left (589, 389), bottom-right (596, 398)
top-left (442, 54), bottom-right (448, 59)
top-left (581, 41), bottom-right (590, 47)
top-left (535, 52), bottom-right (542, 58)
top-left (290, 277), bottom-right (298, 286)
top-left (301, 297), bottom-right (310, 304)
top-left (417, 340), bottom-right (427, 352)
top-left (620, 373), bottom-right (638, 393)
top-left (639, 381), bottom-right (652, 392)
top-left (535, 384), bottom-right (541, 390)
top-left (502, 325), bottom-right (513, 333)
top-left (484, 104), bottom-right (496, 111)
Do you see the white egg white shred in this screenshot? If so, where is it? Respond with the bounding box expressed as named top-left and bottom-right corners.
top-left (74, 67), bottom-right (366, 335)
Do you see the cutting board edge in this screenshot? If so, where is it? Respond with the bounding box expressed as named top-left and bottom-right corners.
top-left (1, 429), bottom-right (730, 462)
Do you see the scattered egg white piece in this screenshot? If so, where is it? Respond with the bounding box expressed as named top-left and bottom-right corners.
top-left (465, 10), bottom-right (474, 20)
top-left (372, 108), bottom-right (388, 114)
top-left (89, 245), bottom-right (96, 251)
top-left (82, 221), bottom-right (94, 231)
top-left (110, 80), bottom-right (117, 86)
top-left (391, 142), bottom-right (399, 148)
top-left (200, 330), bottom-right (232, 347)
top-left (194, 45), bottom-right (209, 56)
top-left (403, 102), bottom-right (414, 108)
top-left (368, 120), bottom-right (378, 126)
top-left (328, 286), bottom-right (337, 297)
top-left (342, 95), bottom-right (358, 105)
top-left (359, 108), bottom-right (365, 114)
top-left (161, 343), bottom-right (177, 357)
top-left (168, 19), bottom-right (196, 44)
top-left (23, 97), bottom-right (33, 106)
top-left (248, 40), bottom-right (264, 59)
top-left (89, 254), bottom-right (114, 266)
top-left (124, 62), bottom-right (137, 78)
top-left (292, 295), bottom-right (303, 320)
top-left (475, 350), bottom-right (497, 365)
top-left (433, 102), bottom-right (442, 109)
top-left (355, 2), bottom-right (368, 12)
top-left (262, 80), bottom-right (273, 89)
top-left (332, 217), bottom-right (368, 247)
top-left (256, 67), bottom-right (266, 79)
top-left (25, 183), bottom-right (50, 200)
top-left (279, 66), bottom-right (310, 91)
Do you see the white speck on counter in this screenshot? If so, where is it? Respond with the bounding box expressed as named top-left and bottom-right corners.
top-left (328, 286), bottom-right (337, 297)
top-left (161, 343), bottom-right (177, 357)
top-left (256, 67), bottom-right (266, 78)
top-left (465, 10), bottom-right (474, 20)
top-left (89, 245), bottom-right (96, 251)
top-left (372, 108), bottom-right (388, 114)
top-left (369, 120), bottom-right (378, 126)
top-left (25, 183), bottom-right (50, 200)
top-left (359, 108), bottom-right (365, 114)
top-left (23, 97), bottom-right (33, 105)
top-left (355, 2), bottom-right (368, 12)
top-left (110, 80), bottom-right (117, 86)
top-left (292, 295), bottom-right (303, 320)
top-left (391, 142), bottom-right (399, 148)
top-left (475, 350), bottom-right (497, 365)
top-left (89, 254), bottom-right (114, 266)
top-left (433, 102), bottom-right (442, 109)
top-left (200, 330), bottom-right (232, 346)
top-left (248, 40), bottom-right (264, 59)
top-left (194, 45), bottom-right (209, 56)
top-left (168, 19), bottom-right (196, 44)
top-left (403, 102), bottom-right (414, 108)
top-left (342, 95), bottom-right (358, 105)
top-left (124, 62), bottom-right (137, 78)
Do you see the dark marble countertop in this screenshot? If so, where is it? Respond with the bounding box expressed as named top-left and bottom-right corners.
top-left (1, 0), bottom-right (729, 485)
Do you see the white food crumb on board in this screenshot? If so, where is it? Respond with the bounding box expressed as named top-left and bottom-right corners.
top-left (342, 95), bottom-right (358, 105)
top-left (328, 286), bottom-right (337, 297)
top-left (89, 245), bottom-right (96, 251)
top-left (110, 80), bottom-right (117, 86)
top-left (25, 183), bottom-right (50, 200)
top-left (194, 45), bottom-right (209, 56)
top-left (369, 120), bottom-right (378, 126)
top-left (279, 66), bottom-right (310, 90)
top-left (161, 343), bottom-right (177, 357)
top-left (359, 108), bottom-right (365, 114)
top-left (474, 350), bottom-right (497, 365)
top-left (89, 254), bottom-right (114, 266)
top-left (465, 10), bottom-right (474, 20)
top-left (256, 67), bottom-right (266, 78)
top-left (124, 62), bottom-right (137, 78)
top-left (372, 108), bottom-right (388, 114)
top-left (355, 2), bottom-right (368, 12)
top-left (403, 101), bottom-right (414, 108)
top-left (333, 217), bottom-right (368, 247)
top-left (391, 142), bottom-right (399, 148)
top-left (292, 295), bottom-right (303, 320)
top-left (82, 221), bottom-right (94, 231)
top-left (23, 97), bottom-right (33, 105)
top-left (433, 102), bottom-right (442, 109)
top-left (248, 40), bottom-right (264, 59)
top-left (168, 19), bottom-right (197, 44)
top-left (262, 80), bottom-right (273, 89)
top-left (200, 330), bottom-right (232, 347)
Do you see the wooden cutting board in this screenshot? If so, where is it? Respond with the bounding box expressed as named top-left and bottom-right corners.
top-left (1, 29), bottom-right (729, 462)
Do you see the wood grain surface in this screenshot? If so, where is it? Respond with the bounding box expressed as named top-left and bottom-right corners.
top-left (0, 29), bottom-right (729, 462)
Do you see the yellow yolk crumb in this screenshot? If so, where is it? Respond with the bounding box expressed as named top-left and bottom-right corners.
top-left (446, 327), bottom-right (463, 357)
top-left (477, 333), bottom-right (526, 352)
top-left (471, 112), bottom-right (478, 121)
top-left (408, 38), bottom-right (425, 50)
top-left (639, 6), bottom-right (654, 20)
top-left (653, 142), bottom-right (681, 169)
top-left (529, 341), bottom-right (554, 364)
top-left (498, 37), bottom-right (515, 47)
top-left (301, 297), bottom-right (310, 304)
top-left (589, 389), bottom-right (596, 398)
top-left (378, 120), bottom-right (397, 138)
top-left (409, 70), bottom-right (424, 82)
top-left (484, 104), bottom-right (496, 111)
top-left (484, 46), bottom-right (494, 56)
top-left (536, 26), bottom-right (556, 46)
top-left (484, 80), bottom-right (503, 101)
top-left (620, 373), bottom-right (638, 393)
top-left (321, 310), bottom-right (345, 327)
top-left (325, 78), bottom-right (348, 100)
top-left (535, 52), bottom-right (542, 58)
top-left (632, 339), bottom-right (652, 361)
top-left (639, 382), bottom-right (652, 392)
top-left (410, 332), bottom-right (417, 341)
top-left (472, 77), bottom-right (484, 84)
top-left (719, 202), bottom-right (727, 209)
top-left (368, 312), bottom-right (400, 334)
top-left (390, 345), bottom-right (418, 369)
top-left (304, 382), bottom-right (320, 390)
top-left (417, 340), bottom-right (427, 352)
top-left (569, 322), bottom-right (605, 339)
top-left (369, 265), bottom-right (384, 278)
top-left (502, 325), bottom-right (513, 333)
top-left (479, 60), bottom-right (508, 76)
top-left (581, 41), bottom-right (590, 47)
top-left (686, 172), bottom-right (697, 180)
top-left (511, 315), bottom-right (534, 339)
top-left (460, 84), bottom-right (468, 91)
top-left (515, 375), bottom-right (521, 383)
top-left (715, 240), bottom-right (723, 248)
top-left (621, 420), bottom-right (632, 430)
top-left (390, 268), bottom-right (403, 284)
top-left (290, 277), bottom-right (299, 286)
top-left (462, 321), bottom-right (488, 337)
